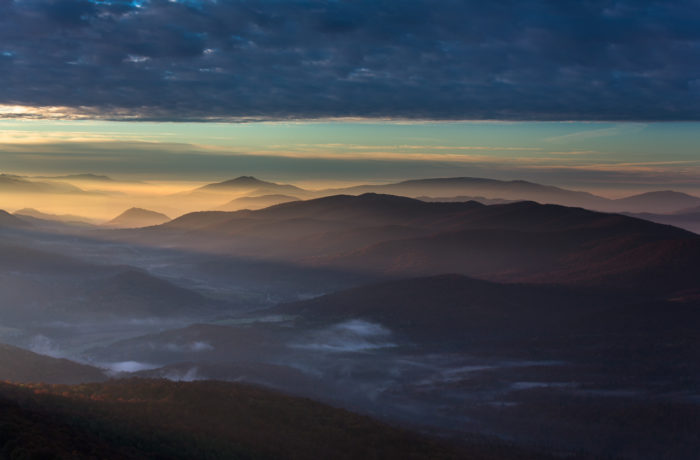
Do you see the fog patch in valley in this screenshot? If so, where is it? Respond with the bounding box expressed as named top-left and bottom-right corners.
top-left (289, 320), bottom-right (397, 353)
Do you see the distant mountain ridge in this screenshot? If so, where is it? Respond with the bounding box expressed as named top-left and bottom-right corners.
top-left (194, 176), bottom-right (308, 197)
top-left (320, 177), bottom-right (700, 214)
top-left (322, 177), bottom-right (607, 209)
top-left (611, 190), bottom-right (700, 214)
top-left (35, 173), bottom-right (115, 182)
top-left (105, 207), bottom-right (171, 228)
top-left (14, 208), bottom-right (97, 225)
top-left (131, 193), bottom-right (700, 295)
top-left (215, 194), bottom-right (300, 211)
top-left (190, 175), bottom-right (700, 214)
top-left (0, 174), bottom-right (86, 194)
top-left (0, 210), bottom-right (31, 228)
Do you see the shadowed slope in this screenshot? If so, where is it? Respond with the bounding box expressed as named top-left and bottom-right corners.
top-left (0, 343), bottom-right (106, 384)
top-left (105, 207), bottom-right (170, 228)
top-left (140, 194), bottom-right (700, 294)
top-left (0, 379), bottom-right (551, 460)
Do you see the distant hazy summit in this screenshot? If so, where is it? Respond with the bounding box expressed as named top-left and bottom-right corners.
top-left (215, 194), bottom-right (300, 211)
top-left (0, 174), bottom-right (86, 194)
top-left (105, 207), bottom-right (171, 228)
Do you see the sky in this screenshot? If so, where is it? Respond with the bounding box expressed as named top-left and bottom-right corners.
top-left (0, 0), bottom-right (699, 194)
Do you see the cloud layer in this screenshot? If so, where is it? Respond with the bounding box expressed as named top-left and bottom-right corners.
top-left (1, 0), bottom-right (699, 120)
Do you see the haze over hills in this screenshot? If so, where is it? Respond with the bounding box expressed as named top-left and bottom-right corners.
top-left (215, 194), bottom-right (300, 211)
top-left (610, 190), bottom-right (700, 214)
top-left (128, 193), bottom-right (700, 295)
top-left (0, 210), bottom-right (31, 229)
top-left (676, 203), bottom-right (700, 214)
top-left (0, 174), bottom-right (87, 194)
top-left (0, 343), bottom-right (106, 384)
top-left (321, 177), bottom-right (609, 209)
top-left (85, 271), bottom-right (700, 459)
top-left (623, 209), bottom-right (700, 234)
top-left (105, 207), bottom-right (171, 228)
top-left (319, 177), bottom-right (700, 214)
top-left (192, 176), bottom-right (309, 197)
top-left (14, 208), bottom-right (98, 225)
top-left (35, 173), bottom-right (116, 182)
top-left (184, 175), bottom-right (700, 216)
top-left (4, 0), bottom-right (700, 457)
top-left (1, 175), bottom-right (699, 458)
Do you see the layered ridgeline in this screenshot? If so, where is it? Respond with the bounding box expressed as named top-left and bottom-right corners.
top-left (0, 174), bottom-right (87, 195)
top-left (128, 193), bottom-right (700, 295)
top-left (189, 176), bottom-right (700, 214)
top-left (13, 208), bottom-right (98, 225)
top-left (321, 177), bottom-right (700, 213)
top-left (85, 273), bottom-right (700, 460)
top-left (0, 236), bottom-right (227, 324)
top-left (0, 210), bottom-right (31, 229)
top-left (624, 204), bottom-right (700, 234)
top-left (215, 194), bottom-right (300, 211)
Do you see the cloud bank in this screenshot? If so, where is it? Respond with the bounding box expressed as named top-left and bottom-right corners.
top-left (1, 0), bottom-right (699, 120)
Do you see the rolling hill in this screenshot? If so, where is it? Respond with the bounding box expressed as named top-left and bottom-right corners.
top-left (215, 194), bottom-right (300, 211)
top-left (14, 207), bottom-right (97, 225)
top-left (132, 194), bottom-right (700, 295)
top-left (610, 190), bottom-right (700, 214)
top-left (0, 210), bottom-right (31, 229)
top-left (105, 207), bottom-right (171, 228)
top-left (321, 177), bottom-right (609, 209)
top-left (0, 379), bottom-right (537, 460)
top-left (0, 174), bottom-right (86, 194)
top-left (0, 343), bottom-right (106, 384)
top-left (624, 209), bottom-right (700, 234)
top-left (321, 177), bottom-right (700, 214)
top-left (193, 176), bottom-right (308, 196)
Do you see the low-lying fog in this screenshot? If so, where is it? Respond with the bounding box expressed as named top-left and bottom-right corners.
top-left (1, 179), bottom-right (698, 460)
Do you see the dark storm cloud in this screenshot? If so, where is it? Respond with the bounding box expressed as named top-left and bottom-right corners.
top-left (1, 0), bottom-right (699, 120)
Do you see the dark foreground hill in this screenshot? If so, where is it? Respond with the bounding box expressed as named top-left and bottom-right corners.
top-left (0, 379), bottom-right (554, 460)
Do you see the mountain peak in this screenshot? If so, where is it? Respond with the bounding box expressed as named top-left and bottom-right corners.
top-left (195, 176), bottom-right (306, 195)
top-left (200, 176), bottom-right (273, 190)
top-left (229, 175), bottom-right (262, 183)
top-left (105, 207), bottom-right (170, 228)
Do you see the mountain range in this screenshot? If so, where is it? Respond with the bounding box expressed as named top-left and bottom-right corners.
top-left (0, 174), bottom-right (87, 194)
top-left (188, 176), bottom-right (700, 215)
top-left (129, 193), bottom-right (700, 295)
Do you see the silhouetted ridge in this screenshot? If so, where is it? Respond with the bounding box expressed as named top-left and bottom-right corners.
top-left (106, 207), bottom-right (170, 228)
top-left (0, 174), bottom-right (86, 194)
top-left (0, 379), bottom-right (518, 460)
top-left (612, 190), bottom-right (700, 213)
top-left (248, 193), bottom-right (485, 224)
top-left (0, 343), bottom-right (106, 384)
top-left (215, 194), bottom-right (300, 211)
top-left (197, 176), bottom-right (306, 194)
top-left (0, 210), bottom-right (31, 228)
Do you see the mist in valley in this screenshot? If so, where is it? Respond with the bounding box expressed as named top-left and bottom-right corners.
top-left (0, 174), bottom-right (699, 459)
